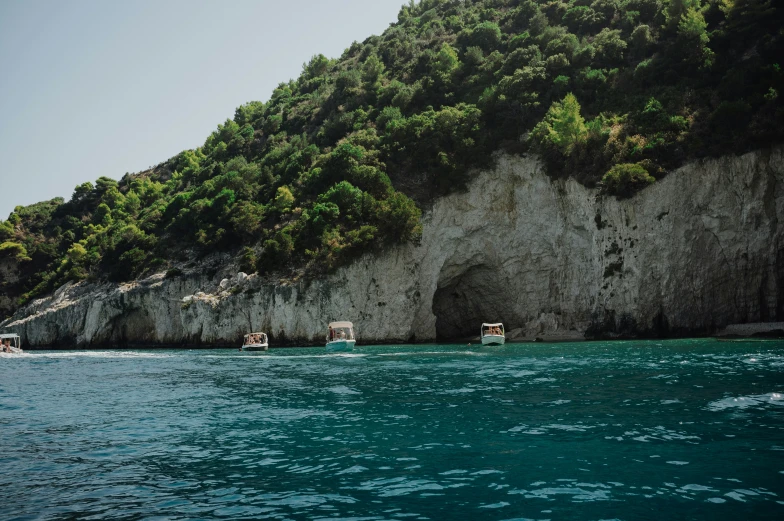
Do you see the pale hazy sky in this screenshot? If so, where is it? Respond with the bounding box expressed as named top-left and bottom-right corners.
top-left (0, 0), bottom-right (406, 220)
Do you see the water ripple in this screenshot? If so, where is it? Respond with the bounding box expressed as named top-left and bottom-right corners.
top-left (1, 340), bottom-right (783, 519)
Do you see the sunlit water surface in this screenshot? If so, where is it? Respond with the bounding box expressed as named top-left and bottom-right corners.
top-left (1, 339), bottom-right (783, 520)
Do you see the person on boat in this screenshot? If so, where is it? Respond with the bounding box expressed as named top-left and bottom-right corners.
top-left (3, 338), bottom-right (13, 352)
top-left (328, 326), bottom-right (334, 341)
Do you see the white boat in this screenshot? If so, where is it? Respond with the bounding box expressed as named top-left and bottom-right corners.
top-left (0, 333), bottom-right (23, 354)
top-left (326, 321), bottom-right (356, 352)
top-left (481, 323), bottom-right (505, 346)
top-left (241, 332), bottom-right (268, 351)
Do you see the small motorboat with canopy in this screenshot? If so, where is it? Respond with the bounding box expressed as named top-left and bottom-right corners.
top-left (481, 323), bottom-right (505, 346)
top-left (241, 332), bottom-right (269, 351)
top-left (0, 333), bottom-right (23, 354)
top-left (327, 321), bottom-right (356, 352)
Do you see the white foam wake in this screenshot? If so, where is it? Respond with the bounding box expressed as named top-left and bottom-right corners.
top-left (706, 392), bottom-right (783, 411)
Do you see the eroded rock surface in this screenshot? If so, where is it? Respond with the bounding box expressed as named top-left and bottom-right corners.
top-left (3, 148), bottom-right (783, 346)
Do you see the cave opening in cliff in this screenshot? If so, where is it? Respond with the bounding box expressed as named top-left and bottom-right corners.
top-left (432, 264), bottom-right (516, 340)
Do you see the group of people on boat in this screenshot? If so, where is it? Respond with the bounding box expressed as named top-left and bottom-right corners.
top-left (327, 326), bottom-right (348, 341)
top-left (484, 325), bottom-right (503, 336)
top-left (246, 333), bottom-right (263, 345)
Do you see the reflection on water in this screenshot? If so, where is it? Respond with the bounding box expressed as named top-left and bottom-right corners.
top-left (1, 339), bottom-right (783, 520)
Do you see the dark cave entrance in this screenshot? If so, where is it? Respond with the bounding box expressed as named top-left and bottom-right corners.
top-left (432, 264), bottom-right (516, 340)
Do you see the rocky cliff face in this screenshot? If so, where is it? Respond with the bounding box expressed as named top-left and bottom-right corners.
top-left (3, 147), bottom-right (783, 347)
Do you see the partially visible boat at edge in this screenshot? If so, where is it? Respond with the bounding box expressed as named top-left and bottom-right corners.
top-left (0, 333), bottom-right (23, 354)
top-left (481, 323), bottom-right (505, 346)
top-left (327, 321), bottom-right (356, 352)
top-left (241, 332), bottom-right (269, 351)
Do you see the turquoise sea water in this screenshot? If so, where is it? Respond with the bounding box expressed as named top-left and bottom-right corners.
top-left (1, 339), bottom-right (783, 520)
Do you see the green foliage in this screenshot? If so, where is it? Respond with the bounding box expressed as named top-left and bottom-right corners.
top-left (385, 103), bottom-right (487, 191)
top-left (630, 24), bottom-right (654, 56)
top-left (0, 242), bottom-right (30, 262)
top-left (601, 163), bottom-right (656, 196)
top-left (532, 93), bottom-right (588, 155)
top-left (66, 243), bottom-right (87, 264)
top-left (377, 192), bottom-right (422, 243)
top-left (239, 246), bottom-right (257, 274)
top-left (0, 221), bottom-right (13, 241)
top-left (362, 54), bottom-right (385, 86)
top-left (665, 0), bottom-right (701, 29)
top-left (376, 106), bottom-right (403, 130)
top-left (1, 0), bottom-right (782, 311)
top-left (592, 28), bottom-right (627, 64)
top-left (303, 54), bottom-right (331, 79)
top-left (230, 201), bottom-right (265, 238)
top-left (470, 21), bottom-right (503, 50)
top-left (274, 186), bottom-right (295, 213)
top-left (433, 43), bottom-right (460, 75)
top-left (677, 5), bottom-right (714, 67)
top-left (71, 182), bottom-right (94, 205)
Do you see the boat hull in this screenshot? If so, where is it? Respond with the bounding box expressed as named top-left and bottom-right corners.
top-left (481, 335), bottom-right (505, 346)
top-left (241, 344), bottom-right (269, 352)
top-left (326, 339), bottom-right (356, 352)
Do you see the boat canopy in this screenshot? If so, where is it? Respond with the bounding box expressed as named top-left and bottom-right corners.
top-left (481, 323), bottom-right (504, 328)
top-left (0, 333), bottom-right (20, 339)
top-left (328, 321), bottom-right (353, 329)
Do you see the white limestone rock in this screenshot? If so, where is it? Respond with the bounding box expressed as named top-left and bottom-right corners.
top-left (2, 147), bottom-right (783, 346)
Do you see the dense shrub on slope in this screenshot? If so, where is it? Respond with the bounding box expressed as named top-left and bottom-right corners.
top-left (1, 0), bottom-right (782, 313)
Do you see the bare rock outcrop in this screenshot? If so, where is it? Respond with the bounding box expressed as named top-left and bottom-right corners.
top-left (3, 147), bottom-right (783, 346)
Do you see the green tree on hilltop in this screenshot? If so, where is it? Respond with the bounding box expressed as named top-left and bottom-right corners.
top-left (678, 4), bottom-right (714, 67)
top-left (665, 0), bottom-right (702, 29)
top-left (532, 93), bottom-right (588, 156)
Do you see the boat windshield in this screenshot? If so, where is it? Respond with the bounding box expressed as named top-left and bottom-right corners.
top-left (243, 333), bottom-right (266, 345)
top-left (1, 334), bottom-right (20, 350)
top-left (482, 324), bottom-right (504, 336)
top-left (328, 327), bottom-right (354, 341)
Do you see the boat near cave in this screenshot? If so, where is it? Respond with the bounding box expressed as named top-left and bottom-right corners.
top-left (481, 323), bottom-right (505, 346)
top-left (241, 332), bottom-right (269, 351)
top-left (0, 333), bottom-right (23, 354)
top-left (327, 321), bottom-right (356, 352)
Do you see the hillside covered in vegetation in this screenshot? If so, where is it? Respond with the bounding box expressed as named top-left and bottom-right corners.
top-left (1, 0), bottom-right (782, 316)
